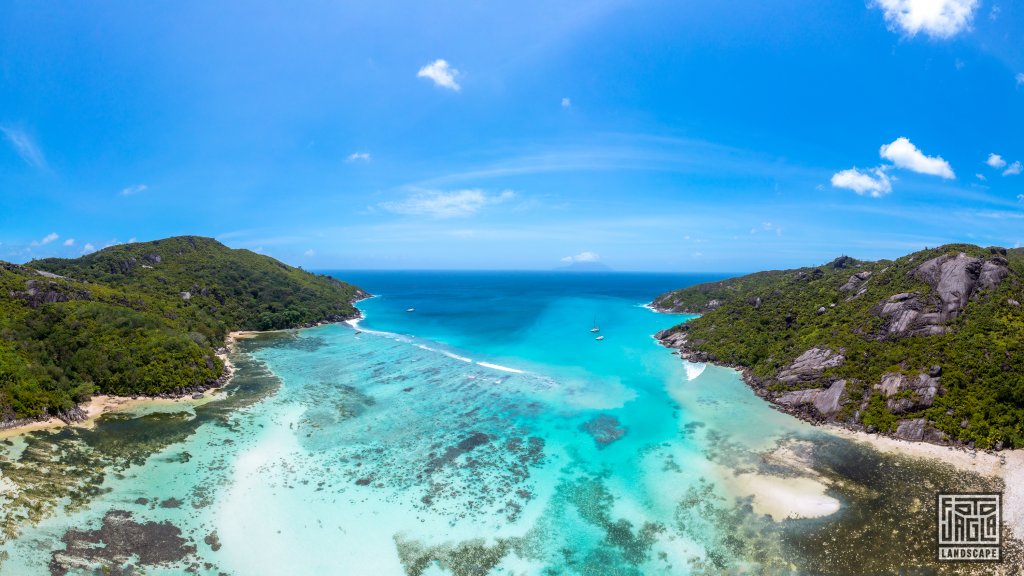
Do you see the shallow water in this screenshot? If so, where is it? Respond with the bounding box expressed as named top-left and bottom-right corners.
top-left (0, 272), bottom-right (1015, 575)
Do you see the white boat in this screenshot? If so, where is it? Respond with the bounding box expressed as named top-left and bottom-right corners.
top-left (590, 316), bottom-right (600, 333)
top-left (406, 308), bottom-right (415, 312)
top-left (595, 335), bottom-right (605, 341)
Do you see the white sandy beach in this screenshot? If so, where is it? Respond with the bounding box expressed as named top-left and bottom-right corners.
top-left (825, 426), bottom-right (1024, 541)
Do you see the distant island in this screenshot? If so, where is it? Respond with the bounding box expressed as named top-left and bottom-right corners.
top-left (0, 236), bottom-right (366, 427)
top-left (652, 244), bottom-right (1024, 450)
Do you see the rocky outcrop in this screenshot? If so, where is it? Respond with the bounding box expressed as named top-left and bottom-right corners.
top-left (875, 373), bottom-right (939, 414)
top-left (9, 279), bottom-right (92, 309)
top-left (894, 418), bottom-right (946, 443)
top-left (839, 270), bottom-right (871, 292)
top-left (776, 379), bottom-right (846, 418)
top-left (912, 252), bottom-right (1008, 321)
top-left (777, 348), bottom-right (844, 384)
top-left (876, 252), bottom-right (1010, 337)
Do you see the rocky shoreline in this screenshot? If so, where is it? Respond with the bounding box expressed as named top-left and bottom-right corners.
top-left (654, 326), bottom-right (1007, 452)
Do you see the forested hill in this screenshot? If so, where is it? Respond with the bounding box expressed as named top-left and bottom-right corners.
top-left (1, 236), bottom-right (366, 423)
top-left (653, 244), bottom-right (1024, 449)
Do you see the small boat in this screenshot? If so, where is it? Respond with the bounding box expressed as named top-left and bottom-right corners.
top-left (590, 315), bottom-right (600, 333)
top-left (595, 335), bottom-right (605, 341)
top-left (406, 308), bottom-right (415, 312)
top-left (354, 330), bottom-right (362, 335)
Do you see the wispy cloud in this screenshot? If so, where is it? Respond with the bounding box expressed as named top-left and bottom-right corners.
top-left (121, 184), bottom-right (148, 196)
top-left (750, 222), bottom-right (783, 236)
top-left (417, 59), bottom-right (461, 91)
top-left (872, 0), bottom-right (979, 39)
top-left (560, 251), bottom-right (599, 263)
top-left (303, 249), bottom-right (315, 257)
top-left (561, 97), bottom-right (572, 108)
top-left (986, 153), bottom-right (1007, 169)
top-left (30, 232), bottom-right (59, 247)
top-left (831, 167), bottom-right (893, 197)
top-left (1, 126), bottom-right (47, 169)
top-left (879, 137), bottom-right (954, 179)
top-left (380, 189), bottom-right (516, 218)
top-left (1004, 161), bottom-right (1023, 176)
top-left (346, 152), bottom-right (371, 163)
top-left (1017, 73), bottom-right (1024, 86)
top-left (63, 238), bottom-right (75, 247)
top-left (82, 243), bottom-right (96, 254)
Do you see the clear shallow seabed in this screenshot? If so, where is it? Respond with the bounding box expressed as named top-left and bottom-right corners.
top-left (0, 272), bottom-right (1011, 575)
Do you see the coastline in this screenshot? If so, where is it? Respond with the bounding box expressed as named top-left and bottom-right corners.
top-left (0, 295), bottom-right (371, 440)
top-left (0, 393), bottom-right (219, 440)
top-left (824, 425), bottom-right (1024, 541)
top-left (653, 319), bottom-right (1024, 540)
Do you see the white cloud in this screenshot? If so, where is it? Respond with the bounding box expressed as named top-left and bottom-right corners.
top-left (82, 243), bottom-right (96, 254)
top-left (879, 137), bottom-right (954, 179)
top-left (975, 173), bottom-right (986, 181)
top-left (1017, 73), bottom-right (1024, 86)
top-left (561, 97), bottom-right (571, 108)
top-left (873, 0), bottom-right (979, 39)
top-left (560, 251), bottom-right (600, 263)
top-left (1017, 194), bottom-right (1024, 202)
top-left (304, 249), bottom-right (315, 257)
top-left (380, 189), bottom-right (515, 218)
top-left (1004, 161), bottom-right (1023, 176)
top-left (417, 59), bottom-right (461, 91)
top-left (63, 238), bottom-right (75, 246)
top-left (987, 153), bottom-right (1007, 169)
top-left (31, 232), bottom-right (60, 247)
top-left (831, 167), bottom-right (893, 197)
top-left (0, 126), bottom-right (46, 169)
top-left (346, 152), bottom-right (371, 163)
top-left (121, 184), bottom-right (148, 196)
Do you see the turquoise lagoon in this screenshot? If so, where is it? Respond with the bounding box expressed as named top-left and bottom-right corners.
top-left (0, 272), bottom-right (1008, 575)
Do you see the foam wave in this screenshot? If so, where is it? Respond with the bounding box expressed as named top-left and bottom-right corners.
top-left (476, 362), bottom-right (525, 374)
top-left (349, 309), bottom-right (521, 373)
top-left (443, 351), bottom-right (473, 363)
top-left (684, 362), bottom-right (707, 381)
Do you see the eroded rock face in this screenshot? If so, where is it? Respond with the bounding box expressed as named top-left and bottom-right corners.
top-left (839, 271), bottom-right (872, 292)
top-left (876, 253), bottom-right (1009, 337)
top-left (777, 348), bottom-right (844, 385)
top-left (875, 373), bottom-right (939, 414)
top-left (9, 280), bottom-right (92, 309)
top-left (894, 418), bottom-right (946, 443)
top-left (776, 379), bottom-right (846, 418)
top-left (914, 253), bottom-right (1007, 321)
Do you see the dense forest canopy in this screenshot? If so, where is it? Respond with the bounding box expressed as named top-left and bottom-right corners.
top-left (0, 236), bottom-right (365, 422)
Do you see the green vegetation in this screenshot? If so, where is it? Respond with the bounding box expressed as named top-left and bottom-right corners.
top-left (655, 244), bottom-right (1024, 449)
top-left (0, 236), bottom-right (365, 422)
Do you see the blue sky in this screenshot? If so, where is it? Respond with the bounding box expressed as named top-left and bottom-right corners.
top-left (1, 0), bottom-right (1022, 271)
